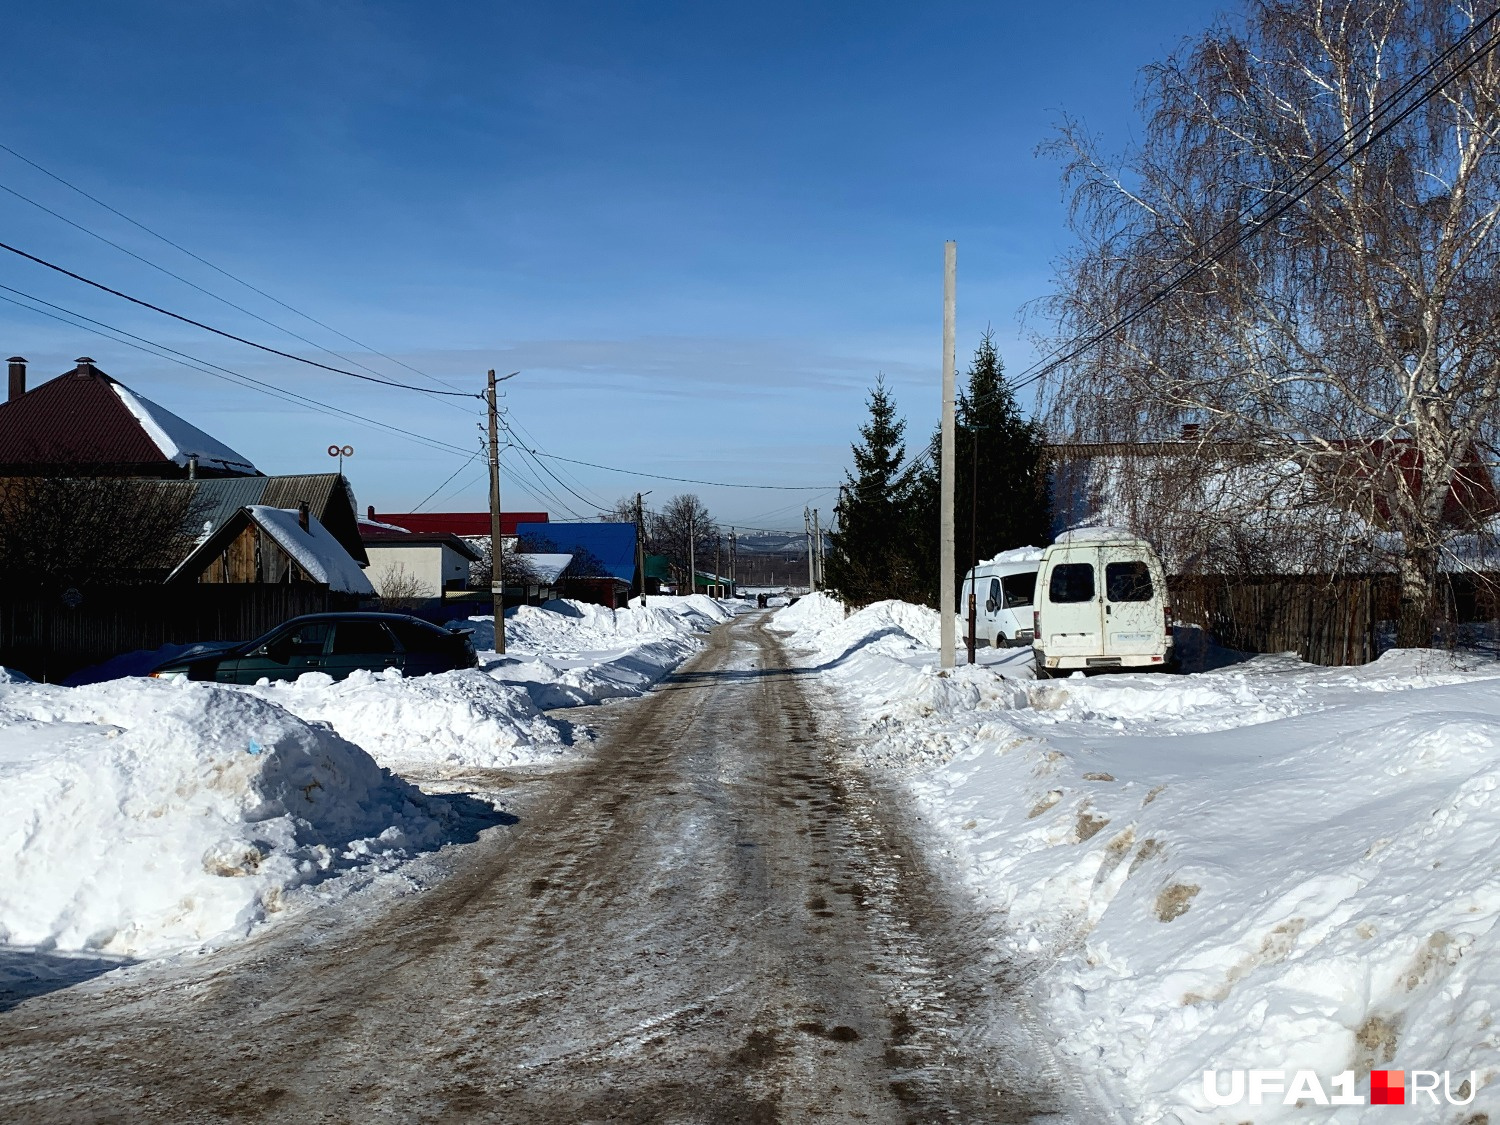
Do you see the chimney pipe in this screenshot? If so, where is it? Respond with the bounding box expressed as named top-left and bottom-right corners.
top-left (187, 454), bottom-right (198, 480)
top-left (7, 357), bottom-right (24, 403)
top-left (74, 356), bottom-right (95, 375)
top-left (367, 504), bottom-right (375, 520)
top-left (298, 500), bottom-right (310, 531)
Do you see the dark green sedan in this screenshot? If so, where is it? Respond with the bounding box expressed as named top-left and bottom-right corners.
top-left (149, 613), bottom-right (479, 684)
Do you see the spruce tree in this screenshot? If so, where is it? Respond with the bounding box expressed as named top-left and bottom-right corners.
top-left (911, 332), bottom-right (1049, 605)
top-left (825, 377), bottom-right (923, 605)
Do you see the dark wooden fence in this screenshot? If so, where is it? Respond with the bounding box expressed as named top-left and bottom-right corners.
top-left (1168, 573), bottom-right (1500, 666)
top-left (0, 584), bottom-right (360, 682)
top-left (1169, 574), bottom-right (1393, 666)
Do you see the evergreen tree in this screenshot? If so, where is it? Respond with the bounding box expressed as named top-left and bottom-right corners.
top-left (825, 377), bottom-right (924, 606)
top-left (912, 332), bottom-right (1049, 604)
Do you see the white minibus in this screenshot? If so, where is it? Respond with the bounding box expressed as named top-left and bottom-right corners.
top-left (1032, 529), bottom-right (1173, 676)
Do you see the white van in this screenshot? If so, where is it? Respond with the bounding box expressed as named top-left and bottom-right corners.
top-left (1032, 529), bottom-right (1173, 676)
top-left (959, 548), bottom-right (1042, 648)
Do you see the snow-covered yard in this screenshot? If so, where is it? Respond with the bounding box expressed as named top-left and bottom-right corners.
top-left (773, 594), bottom-right (1500, 1123)
top-left (0, 596), bottom-right (733, 964)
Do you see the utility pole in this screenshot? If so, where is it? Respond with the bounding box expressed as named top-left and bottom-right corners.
top-left (486, 369), bottom-right (506, 655)
top-left (715, 534), bottom-right (722, 598)
top-left (688, 511), bottom-right (696, 598)
top-left (635, 492), bottom-right (647, 607)
top-left (816, 510), bottom-right (828, 594)
top-left (967, 421), bottom-right (979, 665)
top-left (939, 241), bottom-right (957, 669)
top-left (804, 507), bottom-right (816, 592)
top-left (729, 527), bottom-right (737, 595)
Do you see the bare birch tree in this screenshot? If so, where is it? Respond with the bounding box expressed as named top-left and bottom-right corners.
top-left (1043, 0), bottom-right (1500, 643)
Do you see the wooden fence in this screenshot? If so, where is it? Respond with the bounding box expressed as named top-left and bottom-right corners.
top-left (0, 584), bottom-right (360, 682)
top-left (1169, 574), bottom-right (1396, 666)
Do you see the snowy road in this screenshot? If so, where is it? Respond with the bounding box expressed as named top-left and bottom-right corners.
top-left (0, 612), bottom-right (1069, 1123)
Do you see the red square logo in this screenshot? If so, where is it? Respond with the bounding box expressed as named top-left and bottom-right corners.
top-left (1370, 1070), bottom-right (1406, 1105)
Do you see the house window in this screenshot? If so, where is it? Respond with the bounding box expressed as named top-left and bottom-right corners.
top-left (1048, 563), bottom-right (1095, 603)
top-left (1001, 572), bottom-right (1036, 608)
top-left (1105, 561), bottom-right (1153, 602)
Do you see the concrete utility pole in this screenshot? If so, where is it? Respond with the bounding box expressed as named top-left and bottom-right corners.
top-left (688, 511), bottom-right (696, 598)
top-left (805, 507), bottom-right (816, 592)
top-left (939, 241), bottom-right (957, 669)
top-left (635, 492), bottom-right (647, 607)
top-left (729, 527), bottom-right (737, 595)
top-left (816, 513), bottom-right (828, 594)
top-left (486, 369), bottom-right (506, 655)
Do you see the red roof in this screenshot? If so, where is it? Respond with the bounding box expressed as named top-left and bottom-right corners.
top-left (0, 358), bottom-right (258, 477)
top-left (368, 510), bottom-right (548, 537)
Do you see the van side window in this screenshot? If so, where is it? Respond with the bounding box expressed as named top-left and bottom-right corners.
top-left (1105, 561), bottom-right (1153, 602)
top-left (1001, 572), bottom-right (1035, 608)
top-left (987, 578), bottom-right (1001, 609)
top-left (1048, 563), bottom-right (1095, 603)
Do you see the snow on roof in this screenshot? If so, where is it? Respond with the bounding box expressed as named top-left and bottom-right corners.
top-left (977, 545), bottom-right (1045, 568)
top-left (248, 505), bottom-right (374, 595)
top-left (112, 382), bottom-right (258, 475)
top-left (1052, 526), bottom-right (1148, 545)
top-left (516, 553), bottom-right (572, 584)
top-left (358, 516), bottom-right (412, 534)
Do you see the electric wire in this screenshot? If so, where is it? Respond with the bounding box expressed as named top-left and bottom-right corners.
top-left (412, 444), bottom-right (486, 512)
top-left (530, 450), bottom-right (834, 491)
top-left (0, 176), bottom-right (476, 410)
top-left (0, 236), bottom-right (480, 397)
top-left (0, 141), bottom-right (474, 398)
top-left (0, 282), bottom-right (479, 458)
top-left (981, 12), bottom-right (1500, 412)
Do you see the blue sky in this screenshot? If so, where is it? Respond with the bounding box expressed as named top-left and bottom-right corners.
top-left (0, 1), bottom-right (1224, 529)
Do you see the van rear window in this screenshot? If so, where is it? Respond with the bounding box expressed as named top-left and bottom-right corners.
top-left (1106, 561), bottom-right (1154, 602)
top-left (1048, 563), bottom-right (1095, 603)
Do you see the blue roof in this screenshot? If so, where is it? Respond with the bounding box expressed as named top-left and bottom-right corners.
top-left (515, 521), bottom-right (636, 582)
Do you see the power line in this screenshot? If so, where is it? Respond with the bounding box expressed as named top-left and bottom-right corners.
top-left (982, 11), bottom-right (1500, 412)
top-left (412, 445), bottom-right (486, 511)
top-left (0, 175), bottom-right (476, 408)
top-left (0, 236), bottom-right (480, 398)
top-left (0, 282), bottom-right (479, 459)
top-left (532, 450), bottom-right (834, 490)
top-left (0, 141), bottom-right (473, 398)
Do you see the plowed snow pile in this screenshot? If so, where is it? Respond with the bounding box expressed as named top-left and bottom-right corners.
top-left (209, 597), bottom-right (730, 773)
top-left (776, 598), bottom-right (1500, 1122)
top-left (0, 598), bottom-right (735, 961)
top-left (0, 678), bottom-right (449, 958)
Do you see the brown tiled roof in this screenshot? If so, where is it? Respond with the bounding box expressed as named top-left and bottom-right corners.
top-left (0, 359), bottom-right (256, 477)
top-left (0, 361), bottom-right (164, 471)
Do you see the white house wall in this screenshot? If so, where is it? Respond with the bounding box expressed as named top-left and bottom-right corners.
top-left (365, 544), bottom-right (471, 597)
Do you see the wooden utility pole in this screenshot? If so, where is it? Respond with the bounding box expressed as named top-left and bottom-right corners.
top-left (486, 369), bottom-right (506, 655)
top-left (635, 492), bottom-right (647, 607)
top-left (729, 527), bottom-right (737, 595)
top-left (939, 241), bottom-right (957, 669)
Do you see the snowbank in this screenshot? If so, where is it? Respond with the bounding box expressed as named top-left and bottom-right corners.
top-left (0, 678), bottom-right (451, 958)
top-left (237, 599), bottom-right (731, 773)
top-left (244, 668), bottom-right (564, 772)
top-left (775, 600), bottom-right (1500, 1120)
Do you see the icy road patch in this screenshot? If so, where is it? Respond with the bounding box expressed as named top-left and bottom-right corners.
top-left (775, 594), bottom-right (1500, 1122)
